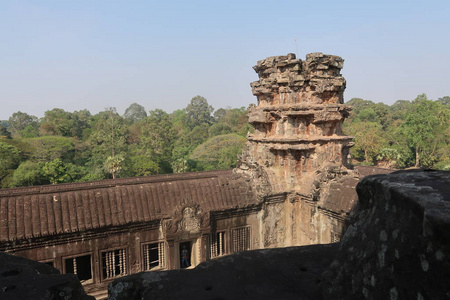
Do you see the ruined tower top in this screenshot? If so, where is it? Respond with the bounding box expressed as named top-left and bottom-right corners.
top-left (250, 52), bottom-right (346, 106)
top-left (237, 53), bottom-right (354, 196)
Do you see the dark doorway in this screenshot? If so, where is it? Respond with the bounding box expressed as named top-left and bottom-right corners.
top-left (179, 241), bottom-right (191, 268)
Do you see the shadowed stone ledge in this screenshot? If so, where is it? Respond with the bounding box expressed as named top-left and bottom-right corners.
top-left (109, 243), bottom-right (338, 300)
top-left (322, 169), bottom-right (450, 299)
top-left (0, 251), bottom-right (94, 300)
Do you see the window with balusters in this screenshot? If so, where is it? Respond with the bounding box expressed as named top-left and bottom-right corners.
top-left (143, 242), bottom-right (165, 270)
top-left (101, 248), bottom-right (127, 280)
top-left (210, 231), bottom-right (225, 258)
top-left (232, 226), bottom-right (251, 253)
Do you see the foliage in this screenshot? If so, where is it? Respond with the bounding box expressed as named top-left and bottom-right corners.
top-left (0, 142), bottom-right (21, 185)
top-left (88, 108), bottom-right (128, 178)
top-left (375, 148), bottom-right (401, 169)
top-left (89, 108), bottom-right (128, 157)
top-left (42, 159), bottom-right (71, 184)
top-left (345, 94), bottom-right (449, 169)
top-left (9, 161), bottom-right (46, 187)
top-left (1, 93), bottom-right (448, 188)
top-left (39, 108), bottom-right (75, 136)
top-left (438, 96), bottom-right (450, 106)
top-left (139, 109), bottom-right (176, 170)
top-left (346, 121), bottom-right (387, 164)
top-left (208, 123), bottom-right (232, 137)
top-left (400, 94), bottom-right (449, 167)
top-left (123, 103), bottom-right (147, 123)
top-left (0, 123), bottom-right (11, 139)
top-left (104, 155), bottom-right (125, 179)
top-left (189, 134), bottom-right (247, 170)
top-left (185, 95), bottom-right (214, 128)
top-left (128, 155), bottom-right (160, 176)
top-left (8, 111), bottom-right (39, 138)
top-left (26, 136), bottom-right (77, 162)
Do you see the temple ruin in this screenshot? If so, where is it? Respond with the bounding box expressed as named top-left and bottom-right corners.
top-left (0, 53), bottom-right (391, 299)
top-left (239, 52), bottom-right (354, 194)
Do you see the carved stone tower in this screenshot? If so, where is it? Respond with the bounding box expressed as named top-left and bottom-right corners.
top-left (238, 53), bottom-right (354, 197)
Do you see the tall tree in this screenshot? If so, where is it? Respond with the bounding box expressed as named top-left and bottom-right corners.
top-left (401, 94), bottom-right (449, 167)
top-left (185, 95), bottom-right (214, 128)
top-left (123, 103), bottom-right (147, 123)
top-left (137, 109), bottom-right (176, 172)
top-left (39, 108), bottom-right (75, 136)
top-left (8, 111), bottom-right (39, 138)
top-left (88, 108), bottom-right (128, 178)
top-left (125, 109), bottom-right (176, 176)
top-left (72, 109), bottom-right (93, 139)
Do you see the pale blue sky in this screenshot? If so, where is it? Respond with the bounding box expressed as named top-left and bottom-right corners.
top-left (1, 0), bottom-right (449, 120)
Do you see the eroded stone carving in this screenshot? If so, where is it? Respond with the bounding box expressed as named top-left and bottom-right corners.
top-left (237, 53), bottom-right (354, 197)
top-left (180, 207), bottom-right (201, 233)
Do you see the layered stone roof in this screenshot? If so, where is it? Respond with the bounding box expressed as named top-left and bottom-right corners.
top-left (0, 170), bottom-right (257, 243)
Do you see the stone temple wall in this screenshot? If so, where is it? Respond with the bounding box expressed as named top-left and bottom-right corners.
top-left (108, 170), bottom-right (450, 300)
top-left (322, 169), bottom-right (450, 299)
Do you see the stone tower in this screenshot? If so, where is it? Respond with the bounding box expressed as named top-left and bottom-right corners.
top-left (238, 53), bottom-right (354, 197)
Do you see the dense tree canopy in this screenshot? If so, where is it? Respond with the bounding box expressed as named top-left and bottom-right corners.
top-left (189, 133), bottom-right (247, 171)
top-left (0, 93), bottom-right (448, 188)
top-left (8, 111), bottom-right (39, 138)
top-left (344, 94), bottom-right (449, 169)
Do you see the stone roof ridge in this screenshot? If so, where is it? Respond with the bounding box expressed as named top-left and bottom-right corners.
top-left (0, 169), bottom-right (233, 197)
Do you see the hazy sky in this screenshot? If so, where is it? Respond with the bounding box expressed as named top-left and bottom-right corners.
top-left (1, 0), bottom-right (449, 120)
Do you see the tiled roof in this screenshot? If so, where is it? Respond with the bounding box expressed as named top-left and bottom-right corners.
top-left (319, 166), bottom-right (395, 215)
top-left (0, 170), bottom-right (257, 242)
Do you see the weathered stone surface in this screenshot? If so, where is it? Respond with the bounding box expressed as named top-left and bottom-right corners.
top-left (322, 169), bottom-right (450, 299)
top-left (109, 243), bottom-right (338, 300)
top-left (237, 53), bottom-right (354, 197)
top-left (0, 251), bottom-right (94, 300)
top-left (108, 170), bottom-right (450, 300)
top-left (234, 53), bottom-right (392, 248)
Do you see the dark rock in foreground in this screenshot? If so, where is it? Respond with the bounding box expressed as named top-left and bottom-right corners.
top-left (109, 243), bottom-right (337, 300)
top-left (0, 251), bottom-right (94, 300)
top-left (322, 169), bottom-right (450, 299)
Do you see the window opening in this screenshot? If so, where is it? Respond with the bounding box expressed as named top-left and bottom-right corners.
top-left (210, 231), bottom-right (225, 258)
top-left (102, 248), bottom-right (127, 279)
top-left (143, 242), bottom-right (165, 270)
top-left (232, 226), bottom-right (251, 253)
top-left (65, 254), bottom-right (92, 283)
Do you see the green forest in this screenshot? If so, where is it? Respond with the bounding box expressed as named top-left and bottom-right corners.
top-left (0, 94), bottom-right (449, 189)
